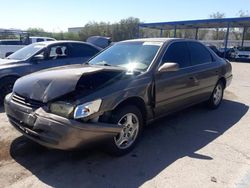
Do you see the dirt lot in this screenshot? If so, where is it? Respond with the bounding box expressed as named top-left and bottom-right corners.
top-left (0, 62), bottom-right (250, 188)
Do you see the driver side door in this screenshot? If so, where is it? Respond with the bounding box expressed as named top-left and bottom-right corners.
top-left (154, 41), bottom-right (198, 117)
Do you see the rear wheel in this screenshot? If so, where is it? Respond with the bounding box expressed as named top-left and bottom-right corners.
top-left (207, 80), bottom-right (224, 109)
top-left (106, 105), bottom-right (143, 156)
top-left (0, 77), bottom-right (17, 104)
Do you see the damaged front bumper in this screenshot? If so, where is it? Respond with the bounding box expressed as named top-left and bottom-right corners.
top-left (4, 93), bottom-right (122, 150)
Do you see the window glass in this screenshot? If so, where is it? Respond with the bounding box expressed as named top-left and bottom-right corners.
top-left (70, 43), bottom-right (99, 58)
top-left (88, 42), bottom-right (161, 71)
top-left (188, 42), bottom-right (212, 65)
top-left (49, 45), bottom-right (68, 59)
top-left (7, 43), bottom-right (45, 60)
top-left (162, 42), bottom-right (190, 68)
top-left (36, 38), bottom-right (45, 42)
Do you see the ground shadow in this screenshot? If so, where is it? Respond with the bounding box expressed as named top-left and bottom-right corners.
top-left (10, 99), bottom-right (249, 188)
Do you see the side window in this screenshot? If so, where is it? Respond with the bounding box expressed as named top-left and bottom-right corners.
top-left (70, 43), bottom-right (99, 58)
top-left (188, 42), bottom-right (212, 65)
top-left (49, 45), bottom-right (68, 59)
top-left (36, 38), bottom-right (45, 42)
top-left (162, 42), bottom-right (190, 68)
top-left (46, 39), bottom-right (54, 41)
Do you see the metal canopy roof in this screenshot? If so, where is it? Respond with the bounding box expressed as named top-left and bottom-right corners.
top-left (139, 17), bottom-right (250, 30)
top-left (0, 29), bottom-right (27, 34)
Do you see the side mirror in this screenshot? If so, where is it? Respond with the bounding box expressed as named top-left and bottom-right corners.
top-left (31, 54), bottom-right (44, 62)
top-left (158, 62), bottom-right (180, 72)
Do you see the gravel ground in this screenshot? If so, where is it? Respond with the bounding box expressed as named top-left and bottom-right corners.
top-left (0, 62), bottom-right (250, 188)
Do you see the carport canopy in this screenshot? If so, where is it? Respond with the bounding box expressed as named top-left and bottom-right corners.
top-left (139, 17), bottom-right (250, 57)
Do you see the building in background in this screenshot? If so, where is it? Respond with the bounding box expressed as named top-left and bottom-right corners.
top-left (68, 27), bottom-right (84, 33)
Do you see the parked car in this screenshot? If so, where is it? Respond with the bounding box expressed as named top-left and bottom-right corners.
top-left (0, 29), bottom-right (56, 58)
top-left (205, 44), bottom-right (223, 57)
top-left (5, 38), bottom-right (232, 156)
top-left (231, 46), bottom-right (250, 61)
top-left (0, 41), bottom-right (101, 102)
top-left (219, 47), bottom-right (236, 60)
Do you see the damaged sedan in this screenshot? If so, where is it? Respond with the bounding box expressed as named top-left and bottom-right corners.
top-left (5, 38), bottom-right (232, 155)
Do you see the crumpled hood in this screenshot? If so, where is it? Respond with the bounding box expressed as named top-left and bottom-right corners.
top-left (13, 65), bottom-right (107, 103)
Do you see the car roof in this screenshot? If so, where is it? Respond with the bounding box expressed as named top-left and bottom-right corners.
top-left (119, 38), bottom-right (198, 44)
top-left (30, 36), bottom-right (55, 40)
top-left (35, 40), bottom-right (101, 49)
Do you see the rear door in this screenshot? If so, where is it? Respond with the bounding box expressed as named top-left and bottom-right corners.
top-left (154, 41), bottom-right (197, 116)
top-left (187, 41), bottom-right (219, 101)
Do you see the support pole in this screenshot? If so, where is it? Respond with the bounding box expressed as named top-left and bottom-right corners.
top-left (195, 28), bottom-right (199, 40)
top-left (138, 25), bottom-right (141, 38)
top-left (160, 28), bottom-right (163, 37)
top-left (174, 26), bottom-right (177, 38)
top-left (224, 23), bottom-right (230, 58)
top-left (241, 27), bottom-right (246, 47)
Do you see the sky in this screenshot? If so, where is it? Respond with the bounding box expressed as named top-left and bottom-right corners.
top-left (0, 0), bottom-right (249, 32)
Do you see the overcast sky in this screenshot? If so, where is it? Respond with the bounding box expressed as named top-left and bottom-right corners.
top-left (0, 0), bottom-right (249, 32)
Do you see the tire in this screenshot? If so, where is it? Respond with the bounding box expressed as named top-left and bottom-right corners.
top-left (0, 77), bottom-right (18, 104)
top-left (207, 80), bottom-right (224, 109)
top-left (105, 105), bottom-right (143, 156)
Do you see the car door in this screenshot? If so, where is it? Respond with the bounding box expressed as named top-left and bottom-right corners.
top-left (186, 41), bottom-right (219, 101)
top-left (66, 43), bottom-right (100, 65)
top-left (29, 43), bottom-right (70, 73)
top-left (154, 41), bottom-right (200, 117)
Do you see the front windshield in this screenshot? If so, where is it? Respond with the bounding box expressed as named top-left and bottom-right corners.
top-left (88, 41), bottom-right (162, 71)
top-left (7, 43), bottom-right (45, 60)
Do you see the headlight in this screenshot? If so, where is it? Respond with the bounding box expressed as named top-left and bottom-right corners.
top-left (50, 101), bottom-right (75, 118)
top-left (74, 99), bottom-right (102, 119)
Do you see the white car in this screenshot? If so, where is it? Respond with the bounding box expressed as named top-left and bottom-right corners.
top-left (231, 47), bottom-right (250, 60)
top-left (0, 35), bottom-right (56, 58)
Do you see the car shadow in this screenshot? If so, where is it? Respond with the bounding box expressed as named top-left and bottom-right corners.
top-left (10, 99), bottom-right (249, 188)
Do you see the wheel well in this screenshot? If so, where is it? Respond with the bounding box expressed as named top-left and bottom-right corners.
top-left (218, 77), bottom-right (226, 88)
top-left (114, 97), bottom-right (147, 122)
top-left (0, 75), bottom-right (20, 87)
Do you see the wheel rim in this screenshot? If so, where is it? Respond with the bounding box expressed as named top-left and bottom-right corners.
top-left (114, 113), bottom-right (139, 149)
top-left (213, 84), bottom-right (223, 105)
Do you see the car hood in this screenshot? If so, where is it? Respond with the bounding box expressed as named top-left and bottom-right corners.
top-left (13, 65), bottom-right (125, 103)
top-left (0, 58), bottom-right (22, 69)
top-left (0, 58), bottom-right (20, 64)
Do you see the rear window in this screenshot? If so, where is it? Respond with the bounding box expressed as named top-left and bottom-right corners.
top-left (70, 43), bottom-right (99, 58)
top-left (188, 42), bottom-right (212, 65)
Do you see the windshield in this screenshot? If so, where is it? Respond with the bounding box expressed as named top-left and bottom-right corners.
top-left (88, 41), bottom-right (162, 71)
top-left (7, 43), bottom-right (45, 60)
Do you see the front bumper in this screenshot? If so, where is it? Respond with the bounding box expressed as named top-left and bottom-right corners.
top-left (225, 74), bottom-right (233, 87)
top-left (4, 93), bottom-right (122, 150)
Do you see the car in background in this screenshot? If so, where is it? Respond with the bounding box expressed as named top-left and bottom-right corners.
top-left (219, 47), bottom-right (236, 60)
top-left (4, 38), bottom-right (232, 155)
top-left (0, 41), bottom-right (101, 102)
top-left (205, 44), bottom-right (223, 57)
top-left (231, 46), bottom-right (250, 61)
top-left (0, 29), bottom-right (56, 58)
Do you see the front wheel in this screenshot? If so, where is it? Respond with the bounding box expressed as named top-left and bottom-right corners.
top-left (106, 105), bottom-right (143, 156)
top-left (207, 81), bottom-right (224, 109)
